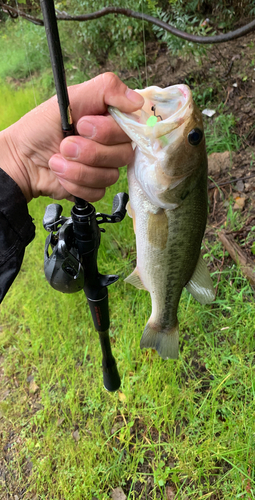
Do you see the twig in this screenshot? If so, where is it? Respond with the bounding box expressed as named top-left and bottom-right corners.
top-left (219, 230), bottom-right (255, 286)
top-left (0, 3), bottom-right (255, 43)
top-left (208, 173), bottom-right (255, 190)
top-left (0, 3), bottom-right (43, 25)
top-left (215, 247), bottom-right (225, 296)
top-left (212, 187), bottom-right (218, 218)
top-left (222, 60), bottom-right (234, 78)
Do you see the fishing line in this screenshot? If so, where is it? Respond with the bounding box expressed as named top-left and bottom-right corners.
top-left (14, 0), bottom-right (38, 108)
top-left (142, 0), bottom-right (148, 87)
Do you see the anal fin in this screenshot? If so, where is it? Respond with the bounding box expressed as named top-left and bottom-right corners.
top-left (185, 252), bottom-right (215, 304)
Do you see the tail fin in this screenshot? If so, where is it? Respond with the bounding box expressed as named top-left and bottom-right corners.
top-left (140, 321), bottom-right (179, 360)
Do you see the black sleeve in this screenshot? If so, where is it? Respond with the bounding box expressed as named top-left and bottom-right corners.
top-left (0, 168), bottom-right (35, 303)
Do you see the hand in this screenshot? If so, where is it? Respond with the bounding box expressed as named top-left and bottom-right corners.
top-left (0, 73), bottom-right (144, 203)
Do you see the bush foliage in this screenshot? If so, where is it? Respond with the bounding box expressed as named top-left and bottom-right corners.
top-left (2, 0), bottom-right (255, 72)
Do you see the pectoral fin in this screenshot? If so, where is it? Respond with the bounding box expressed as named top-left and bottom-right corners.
top-left (126, 201), bottom-right (136, 233)
top-left (124, 267), bottom-right (147, 290)
top-left (126, 200), bottom-right (133, 218)
top-left (186, 253), bottom-right (215, 304)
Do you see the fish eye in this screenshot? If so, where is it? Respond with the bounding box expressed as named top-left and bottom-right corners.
top-left (188, 128), bottom-right (203, 146)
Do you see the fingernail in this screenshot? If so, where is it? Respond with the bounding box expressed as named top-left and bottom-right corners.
top-left (49, 156), bottom-right (67, 174)
top-left (78, 119), bottom-right (96, 138)
top-left (62, 140), bottom-right (79, 159)
top-left (125, 88), bottom-right (144, 106)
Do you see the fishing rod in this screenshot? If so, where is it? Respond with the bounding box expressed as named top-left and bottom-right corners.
top-left (40, 0), bottom-right (128, 392)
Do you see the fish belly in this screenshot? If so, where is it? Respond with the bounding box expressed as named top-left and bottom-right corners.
top-left (127, 163), bottom-right (208, 359)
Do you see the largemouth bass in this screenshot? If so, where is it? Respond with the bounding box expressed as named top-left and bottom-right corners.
top-left (109, 84), bottom-right (215, 359)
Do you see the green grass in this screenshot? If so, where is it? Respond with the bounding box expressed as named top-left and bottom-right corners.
top-left (205, 112), bottom-right (241, 155)
top-left (1, 170), bottom-right (255, 499)
top-left (0, 20), bottom-right (53, 130)
top-left (0, 80), bottom-right (43, 130)
top-left (0, 18), bottom-right (91, 122)
top-left (0, 20), bottom-right (50, 82)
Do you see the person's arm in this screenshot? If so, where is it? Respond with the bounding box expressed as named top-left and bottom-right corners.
top-left (0, 168), bottom-right (35, 302)
top-left (1, 73), bottom-right (144, 202)
top-left (0, 73), bottom-right (144, 302)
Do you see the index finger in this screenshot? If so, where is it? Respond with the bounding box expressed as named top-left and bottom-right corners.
top-left (77, 113), bottom-right (132, 145)
top-left (68, 72), bottom-right (144, 121)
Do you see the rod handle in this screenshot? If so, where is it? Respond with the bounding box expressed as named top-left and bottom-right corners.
top-left (86, 293), bottom-right (121, 392)
top-left (102, 355), bottom-right (121, 392)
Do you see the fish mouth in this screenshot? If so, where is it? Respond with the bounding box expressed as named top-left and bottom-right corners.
top-left (109, 84), bottom-right (192, 153)
top-left (136, 84), bottom-right (191, 129)
top-left (109, 84), bottom-right (198, 209)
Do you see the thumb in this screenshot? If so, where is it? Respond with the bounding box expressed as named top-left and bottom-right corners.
top-left (68, 72), bottom-right (144, 120)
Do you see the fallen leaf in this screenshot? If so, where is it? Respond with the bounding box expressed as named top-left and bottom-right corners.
top-left (166, 485), bottom-right (176, 500)
top-left (202, 108), bottom-right (216, 117)
top-left (111, 487), bottom-right (127, 500)
top-left (57, 417), bottom-right (65, 427)
top-left (14, 377), bottom-right (19, 388)
top-left (118, 391), bottom-right (127, 402)
top-left (2, 389), bottom-right (10, 400)
top-left (201, 18), bottom-right (210, 26)
top-left (236, 179), bottom-right (244, 192)
top-left (233, 196), bottom-right (246, 210)
top-left (33, 402), bottom-right (43, 410)
top-left (29, 379), bottom-right (39, 394)
top-left (111, 421), bottom-right (124, 434)
top-left (72, 429), bottom-right (80, 441)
